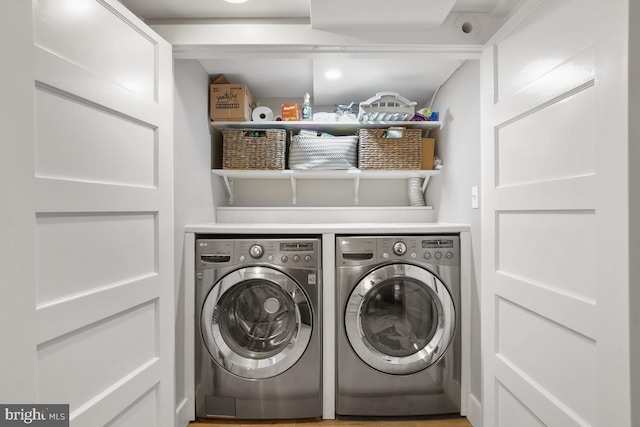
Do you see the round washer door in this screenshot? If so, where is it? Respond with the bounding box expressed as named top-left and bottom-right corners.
top-left (345, 263), bottom-right (455, 375)
top-left (201, 266), bottom-right (313, 379)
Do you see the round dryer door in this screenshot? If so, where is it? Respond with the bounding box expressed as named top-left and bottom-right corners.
top-left (201, 266), bottom-right (313, 379)
top-left (345, 263), bottom-right (455, 375)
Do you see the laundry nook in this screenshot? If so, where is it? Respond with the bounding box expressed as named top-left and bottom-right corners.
top-left (1, 1), bottom-right (639, 427)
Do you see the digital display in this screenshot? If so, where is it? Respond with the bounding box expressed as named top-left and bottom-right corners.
top-left (422, 239), bottom-right (454, 249)
top-left (280, 242), bottom-right (314, 251)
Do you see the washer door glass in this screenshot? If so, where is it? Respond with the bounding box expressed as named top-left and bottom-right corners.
top-left (345, 263), bottom-right (455, 375)
top-left (219, 279), bottom-right (298, 358)
top-left (201, 266), bottom-right (312, 379)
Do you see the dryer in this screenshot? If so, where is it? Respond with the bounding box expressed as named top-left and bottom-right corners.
top-left (336, 235), bottom-right (461, 417)
top-left (195, 237), bottom-right (322, 419)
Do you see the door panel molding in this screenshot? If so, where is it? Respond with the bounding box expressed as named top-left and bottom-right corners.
top-left (494, 271), bottom-right (596, 339)
top-left (495, 358), bottom-right (589, 427)
top-left (34, 47), bottom-right (161, 125)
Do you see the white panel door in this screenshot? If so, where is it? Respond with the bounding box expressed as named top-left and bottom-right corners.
top-left (481, 1), bottom-right (631, 426)
top-left (0, 1), bottom-right (175, 426)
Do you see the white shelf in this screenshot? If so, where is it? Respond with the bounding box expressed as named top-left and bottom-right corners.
top-left (212, 169), bottom-right (441, 205)
top-left (210, 121), bottom-right (442, 206)
top-left (212, 169), bottom-right (440, 179)
top-left (210, 120), bottom-right (441, 134)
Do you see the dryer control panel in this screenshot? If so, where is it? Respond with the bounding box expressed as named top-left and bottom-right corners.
top-left (337, 235), bottom-right (459, 267)
top-left (379, 236), bottom-right (459, 266)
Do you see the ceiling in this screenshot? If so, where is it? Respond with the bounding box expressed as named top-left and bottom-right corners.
top-left (120, 0), bottom-right (512, 21)
top-left (119, 0), bottom-right (522, 107)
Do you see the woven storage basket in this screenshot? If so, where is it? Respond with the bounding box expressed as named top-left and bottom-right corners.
top-left (289, 135), bottom-right (358, 170)
top-left (222, 128), bottom-right (286, 170)
top-left (358, 128), bottom-right (422, 169)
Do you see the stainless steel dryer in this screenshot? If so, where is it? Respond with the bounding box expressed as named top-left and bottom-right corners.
top-left (336, 235), bottom-right (461, 417)
top-left (195, 237), bottom-right (322, 419)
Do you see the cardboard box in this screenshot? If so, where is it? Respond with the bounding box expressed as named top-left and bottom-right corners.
top-left (211, 74), bottom-right (229, 85)
top-left (210, 76), bottom-right (256, 121)
top-left (421, 138), bottom-right (435, 170)
top-left (281, 103), bottom-right (301, 121)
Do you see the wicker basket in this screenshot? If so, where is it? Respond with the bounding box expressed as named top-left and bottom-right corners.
top-left (222, 128), bottom-right (286, 170)
top-left (358, 128), bottom-right (422, 169)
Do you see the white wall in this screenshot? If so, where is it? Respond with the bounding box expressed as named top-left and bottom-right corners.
top-left (227, 178), bottom-right (412, 207)
top-left (0, 0), bottom-right (37, 402)
top-left (427, 60), bottom-right (482, 415)
top-left (173, 59), bottom-right (216, 419)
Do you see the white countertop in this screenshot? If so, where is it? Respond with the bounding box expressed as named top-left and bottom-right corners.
top-left (185, 222), bottom-right (470, 234)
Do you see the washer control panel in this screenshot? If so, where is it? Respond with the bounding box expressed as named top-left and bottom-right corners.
top-left (196, 238), bottom-right (320, 270)
top-left (337, 235), bottom-right (459, 266)
top-left (249, 244), bottom-right (264, 259)
top-left (392, 241), bottom-right (407, 256)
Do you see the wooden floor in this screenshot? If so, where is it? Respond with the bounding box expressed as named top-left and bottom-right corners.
top-left (190, 418), bottom-right (472, 427)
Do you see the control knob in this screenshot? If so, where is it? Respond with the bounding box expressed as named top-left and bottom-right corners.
top-left (249, 244), bottom-right (264, 259)
top-left (392, 241), bottom-right (407, 256)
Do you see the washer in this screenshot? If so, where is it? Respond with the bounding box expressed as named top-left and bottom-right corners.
top-left (195, 237), bottom-right (322, 419)
top-left (336, 235), bottom-right (461, 417)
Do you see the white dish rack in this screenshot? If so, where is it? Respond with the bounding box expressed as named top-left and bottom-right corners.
top-left (358, 91), bottom-right (417, 122)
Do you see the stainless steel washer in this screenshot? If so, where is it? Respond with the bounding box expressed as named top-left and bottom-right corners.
top-left (336, 235), bottom-right (461, 417)
top-left (195, 237), bottom-right (322, 419)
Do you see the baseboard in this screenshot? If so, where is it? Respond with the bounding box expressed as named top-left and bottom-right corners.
top-left (466, 392), bottom-right (482, 427)
top-left (175, 397), bottom-right (192, 427)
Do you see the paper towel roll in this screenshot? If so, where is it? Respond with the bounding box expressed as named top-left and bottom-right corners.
top-left (252, 106), bottom-right (274, 122)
